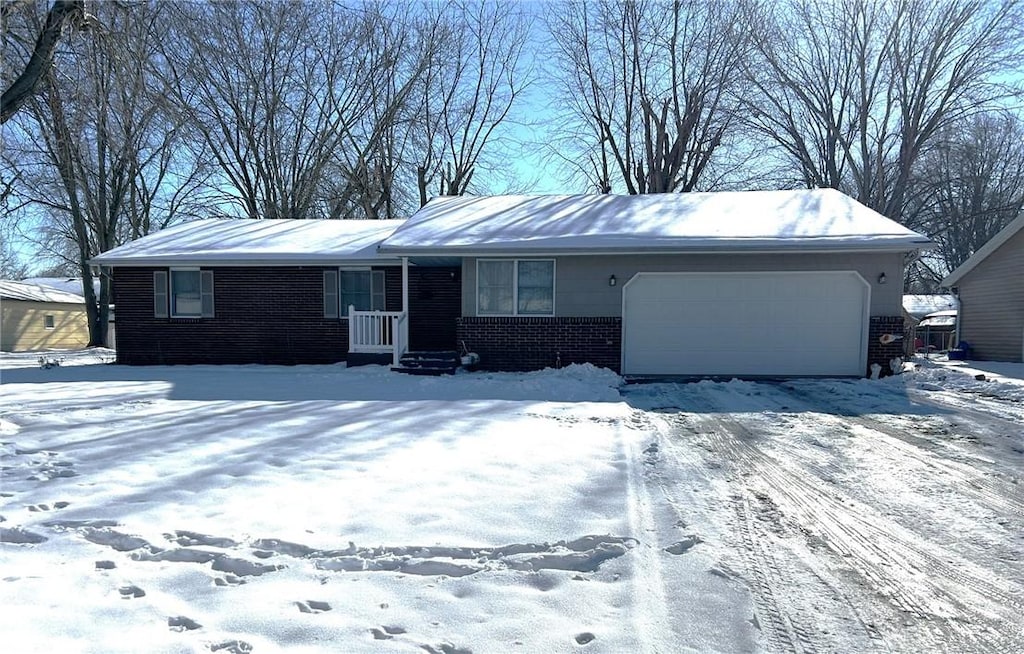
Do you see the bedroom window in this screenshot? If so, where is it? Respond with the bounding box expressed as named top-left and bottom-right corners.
top-left (477, 259), bottom-right (554, 316)
top-left (324, 269), bottom-right (385, 318)
top-left (154, 269), bottom-right (214, 318)
top-left (340, 270), bottom-right (385, 313)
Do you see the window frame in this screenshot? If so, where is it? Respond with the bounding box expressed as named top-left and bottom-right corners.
top-left (476, 259), bottom-right (555, 317)
top-left (338, 268), bottom-right (386, 315)
top-left (44, 314), bottom-right (55, 330)
top-left (157, 268), bottom-right (214, 319)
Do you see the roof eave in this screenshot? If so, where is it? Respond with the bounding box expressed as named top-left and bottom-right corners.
top-left (378, 240), bottom-right (934, 258)
top-left (89, 256), bottom-right (404, 267)
top-left (941, 213), bottom-right (1024, 287)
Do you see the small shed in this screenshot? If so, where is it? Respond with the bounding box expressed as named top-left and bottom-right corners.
top-left (0, 280), bottom-right (90, 352)
top-left (902, 294), bottom-right (959, 354)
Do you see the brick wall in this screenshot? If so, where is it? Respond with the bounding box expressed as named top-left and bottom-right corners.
top-left (114, 265), bottom-right (460, 366)
top-left (114, 266), bottom-right (349, 365)
top-left (867, 315), bottom-right (905, 377)
top-left (456, 317), bottom-right (622, 372)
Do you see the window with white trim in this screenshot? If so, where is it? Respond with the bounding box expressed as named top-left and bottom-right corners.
top-left (340, 269), bottom-right (385, 312)
top-left (477, 259), bottom-right (554, 316)
top-left (171, 269), bottom-right (202, 316)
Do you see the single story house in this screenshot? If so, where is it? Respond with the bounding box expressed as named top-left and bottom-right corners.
top-left (0, 280), bottom-right (91, 352)
top-left (20, 277), bottom-right (116, 348)
top-left (21, 276), bottom-right (99, 297)
top-left (92, 189), bottom-right (932, 377)
top-left (941, 213), bottom-right (1024, 363)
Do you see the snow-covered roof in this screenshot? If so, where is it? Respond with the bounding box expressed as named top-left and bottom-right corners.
top-left (21, 277), bottom-right (97, 297)
top-left (902, 294), bottom-right (959, 319)
top-left (919, 310), bottom-right (957, 328)
top-left (91, 219), bottom-right (406, 267)
top-left (379, 189), bottom-right (933, 255)
top-left (0, 280), bottom-right (85, 304)
top-left (942, 213), bottom-right (1024, 287)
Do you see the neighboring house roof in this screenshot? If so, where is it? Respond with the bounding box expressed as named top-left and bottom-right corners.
top-left (902, 294), bottom-right (959, 320)
top-left (378, 189), bottom-right (933, 256)
top-left (918, 310), bottom-right (957, 329)
top-left (22, 277), bottom-right (98, 297)
top-left (0, 280), bottom-right (86, 303)
top-left (91, 219), bottom-right (406, 266)
top-left (941, 213), bottom-right (1024, 287)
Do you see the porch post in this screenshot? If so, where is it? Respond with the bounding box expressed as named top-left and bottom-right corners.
top-left (400, 256), bottom-right (410, 363)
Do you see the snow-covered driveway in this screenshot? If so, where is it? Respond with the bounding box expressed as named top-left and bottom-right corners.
top-left (624, 366), bottom-right (1024, 653)
top-left (2, 351), bottom-right (1022, 653)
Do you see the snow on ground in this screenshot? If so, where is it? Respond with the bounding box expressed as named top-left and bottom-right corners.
top-left (1, 350), bottom-right (1022, 653)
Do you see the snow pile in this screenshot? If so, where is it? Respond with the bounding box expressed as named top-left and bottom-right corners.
top-left (901, 357), bottom-right (1024, 402)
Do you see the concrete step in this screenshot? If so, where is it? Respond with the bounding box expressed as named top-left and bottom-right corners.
top-left (393, 351), bottom-right (459, 375)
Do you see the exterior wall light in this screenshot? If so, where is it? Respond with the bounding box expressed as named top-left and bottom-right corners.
top-left (609, 274), bottom-right (617, 287)
top-left (877, 272), bottom-right (887, 284)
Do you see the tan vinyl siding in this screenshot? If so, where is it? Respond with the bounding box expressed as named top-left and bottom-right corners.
top-left (955, 227), bottom-right (1024, 362)
top-left (0, 300), bottom-right (90, 352)
top-left (462, 252), bottom-right (904, 317)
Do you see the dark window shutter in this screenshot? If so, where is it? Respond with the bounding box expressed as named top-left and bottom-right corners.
top-left (154, 271), bottom-right (168, 318)
top-left (324, 270), bottom-right (339, 318)
top-left (200, 271), bottom-right (215, 318)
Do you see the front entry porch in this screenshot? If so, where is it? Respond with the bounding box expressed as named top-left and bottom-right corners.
top-left (346, 257), bottom-right (461, 374)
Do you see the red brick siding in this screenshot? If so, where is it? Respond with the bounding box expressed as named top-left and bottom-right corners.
top-left (867, 315), bottom-right (905, 377)
top-left (456, 317), bottom-right (622, 372)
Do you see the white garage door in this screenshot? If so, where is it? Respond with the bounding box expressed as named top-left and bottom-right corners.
top-left (622, 271), bottom-right (869, 377)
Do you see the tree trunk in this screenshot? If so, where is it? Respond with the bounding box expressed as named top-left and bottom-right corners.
top-left (1, 0), bottom-right (85, 124)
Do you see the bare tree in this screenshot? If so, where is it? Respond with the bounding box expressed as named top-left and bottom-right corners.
top-left (321, 2), bottom-right (437, 219)
top-left (0, 0), bottom-right (92, 123)
top-left (160, 1), bottom-right (422, 220)
top-left (911, 113), bottom-right (1024, 285)
top-left (4, 1), bottom-right (202, 344)
top-left (744, 0), bottom-right (1024, 223)
top-left (414, 0), bottom-right (533, 204)
top-left (548, 0), bottom-right (750, 194)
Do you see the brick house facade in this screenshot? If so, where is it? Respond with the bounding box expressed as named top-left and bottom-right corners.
top-left (113, 266), bottom-right (460, 366)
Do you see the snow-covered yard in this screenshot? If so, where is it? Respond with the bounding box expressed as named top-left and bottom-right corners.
top-left (1, 351), bottom-right (1022, 653)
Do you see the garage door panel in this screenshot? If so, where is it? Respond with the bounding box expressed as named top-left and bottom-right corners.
top-left (623, 272), bottom-right (868, 377)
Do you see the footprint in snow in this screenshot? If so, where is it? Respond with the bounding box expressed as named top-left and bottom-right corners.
top-left (28, 501), bottom-right (70, 512)
top-left (575, 632), bottom-right (596, 645)
top-left (422, 643), bottom-right (472, 654)
top-left (168, 615), bottom-right (202, 632)
top-left (214, 574), bottom-right (246, 587)
top-left (0, 526), bottom-right (48, 544)
top-left (296, 600), bottom-right (331, 614)
top-left (118, 584), bottom-right (145, 599)
top-left (209, 640), bottom-right (252, 653)
top-left (665, 535), bottom-right (703, 555)
top-left (369, 625), bottom-right (406, 639)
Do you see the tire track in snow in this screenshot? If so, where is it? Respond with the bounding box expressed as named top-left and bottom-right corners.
top-left (777, 383), bottom-right (1024, 518)
top-left (668, 384), bottom-right (1024, 654)
top-left (639, 386), bottom-right (866, 654)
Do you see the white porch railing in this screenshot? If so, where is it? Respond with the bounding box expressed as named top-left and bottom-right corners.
top-left (348, 306), bottom-right (409, 366)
